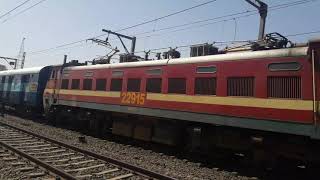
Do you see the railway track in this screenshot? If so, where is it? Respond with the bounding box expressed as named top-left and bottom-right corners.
top-left (0, 121), bottom-right (175, 180)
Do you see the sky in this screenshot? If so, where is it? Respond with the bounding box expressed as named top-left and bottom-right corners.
top-left (0, 0), bottom-right (319, 69)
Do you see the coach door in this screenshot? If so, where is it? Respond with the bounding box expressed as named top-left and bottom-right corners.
top-left (21, 75), bottom-right (29, 104)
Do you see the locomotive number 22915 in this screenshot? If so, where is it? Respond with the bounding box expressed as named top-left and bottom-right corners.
top-left (121, 92), bottom-right (146, 105)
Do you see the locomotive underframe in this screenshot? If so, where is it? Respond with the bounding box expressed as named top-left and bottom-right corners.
top-left (47, 103), bottom-right (320, 165)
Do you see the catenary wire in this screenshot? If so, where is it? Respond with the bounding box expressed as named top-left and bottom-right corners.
top-left (28, 0), bottom-right (317, 55)
top-left (28, 0), bottom-right (219, 54)
top-left (2, 0), bottom-right (48, 23)
top-left (0, 0), bottom-right (32, 19)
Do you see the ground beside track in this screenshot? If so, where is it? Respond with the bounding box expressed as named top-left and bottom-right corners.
top-left (0, 115), bottom-right (314, 180)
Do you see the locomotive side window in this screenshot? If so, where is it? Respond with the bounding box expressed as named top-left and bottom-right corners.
top-left (195, 78), bottom-right (216, 95)
top-left (146, 69), bottom-right (162, 75)
top-left (83, 79), bottom-right (93, 90)
top-left (112, 70), bottom-right (124, 77)
top-left (71, 79), bottom-right (80, 90)
top-left (96, 79), bottom-right (107, 91)
top-left (61, 79), bottom-right (69, 89)
top-left (227, 77), bottom-right (254, 96)
top-left (168, 78), bottom-right (186, 94)
top-left (111, 79), bottom-right (123, 91)
top-left (268, 62), bottom-right (301, 71)
top-left (146, 78), bottom-right (162, 93)
top-left (267, 76), bottom-right (301, 99)
top-left (127, 78), bottom-right (141, 92)
top-left (196, 66), bottom-right (217, 73)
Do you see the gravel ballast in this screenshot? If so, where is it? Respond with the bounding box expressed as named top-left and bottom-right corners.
top-left (0, 115), bottom-right (261, 180)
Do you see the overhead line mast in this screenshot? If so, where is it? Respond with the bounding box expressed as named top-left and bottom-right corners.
top-left (245, 0), bottom-right (268, 40)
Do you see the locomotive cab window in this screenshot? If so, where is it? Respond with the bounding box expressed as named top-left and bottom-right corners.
top-left (147, 78), bottom-right (162, 93)
top-left (96, 79), bottom-right (107, 91)
top-left (127, 78), bottom-right (141, 92)
top-left (61, 79), bottom-right (69, 89)
top-left (71, 79), bottom-right (80, 89)
top-left (111, 79), bottom-right (123, 91)
top-left (268, 62), bottom-right (301, 71)
top-left (195, 77), bottom-right (216, 95)
top-left (168, 78), bottom-right (186, 94)
top-left (83, 79), bottom-right (93, 90)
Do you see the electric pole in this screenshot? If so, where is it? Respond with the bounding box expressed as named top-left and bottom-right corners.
top-left (245, 0), bottom-right (268, 41)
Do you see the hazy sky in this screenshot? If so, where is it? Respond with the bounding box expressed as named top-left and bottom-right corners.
top-left (0, 0), bottom-right (319, 68)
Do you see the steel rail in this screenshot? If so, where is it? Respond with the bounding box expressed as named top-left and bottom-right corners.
top-left (0, 137), bottom-right (77, 180)
top-left (0, 120), bottom-right (176, 180)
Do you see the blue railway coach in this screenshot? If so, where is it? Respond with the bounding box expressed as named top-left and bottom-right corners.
top-left (0, 66), bottom-right (52, 113)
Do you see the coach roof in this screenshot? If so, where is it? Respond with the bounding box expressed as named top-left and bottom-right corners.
top-left (0, 66), bottom-right (45, 76)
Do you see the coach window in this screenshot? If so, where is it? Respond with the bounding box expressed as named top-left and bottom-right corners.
top-left (71, 79), bottom-right (80, 89)
top-left (96, 79), bottom-right (107, 91)
top-left (146, 78), bottom-right (162, 93)
top-left (195, 78), bottom-right (216, 95)
top-left (61, 79), bottom-right (69, 89)
top-left (168, 78), bottom-right (186, 94)
top-left (83, 79), bottom-right (93, 90)
top-left (127, 78), bottom-right (141, 92)
top-left (110, 79), bottom-right (123, 91)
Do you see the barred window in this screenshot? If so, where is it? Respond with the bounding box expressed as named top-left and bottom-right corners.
top-left (168, 78), bottom-right (186, 94)
top-left (268, 76), bottom-right (301, 99)
top-left (111, 79), bottom-right (123, 91)
top-left (195, 78), bottom-right (216, 95)
top-left (71, 79), bottom-right (80, 89)
top-left (147, 78), bottom-right (162, 93)
top-left (83, 79), bottom-right (92, 90)
top-left (96, 79), bottom-right (107, 91)
top-left (61, 79), bottom-right (69, 89)
top-left (127, 78), bottom-right (141, 92)
top-left (227, 77), bottom-right (254, 96)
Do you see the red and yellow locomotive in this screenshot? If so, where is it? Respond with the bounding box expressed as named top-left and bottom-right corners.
top-left (41, 39), bottom-right (320, 163)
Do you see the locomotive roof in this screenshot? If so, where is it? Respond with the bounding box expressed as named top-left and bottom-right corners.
top-left (65, 46), bottom-right (308, 71)
top-left (0, 66), bottom-right (45, 76)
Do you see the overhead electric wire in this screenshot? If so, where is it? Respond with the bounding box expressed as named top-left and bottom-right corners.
top-left (29, 0), bottom-right (317, 56)
top-left (135, 0), bottom-right (317, 38)
top-left (114, 0), bottom-right (217, 32)
top-left (286, 30), bottom-right (320, 37)
top-left (29, 0), bottom-right (312, 55)
top-left (0, 0), bottom-right (32, 19)
top-left (29, 0), bottom-right (218, 54)
top-left (2, 0), bottom-right (48, 23)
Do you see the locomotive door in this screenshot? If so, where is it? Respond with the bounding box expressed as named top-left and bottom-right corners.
top-left (44, 66), bottom-right (61, 113)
